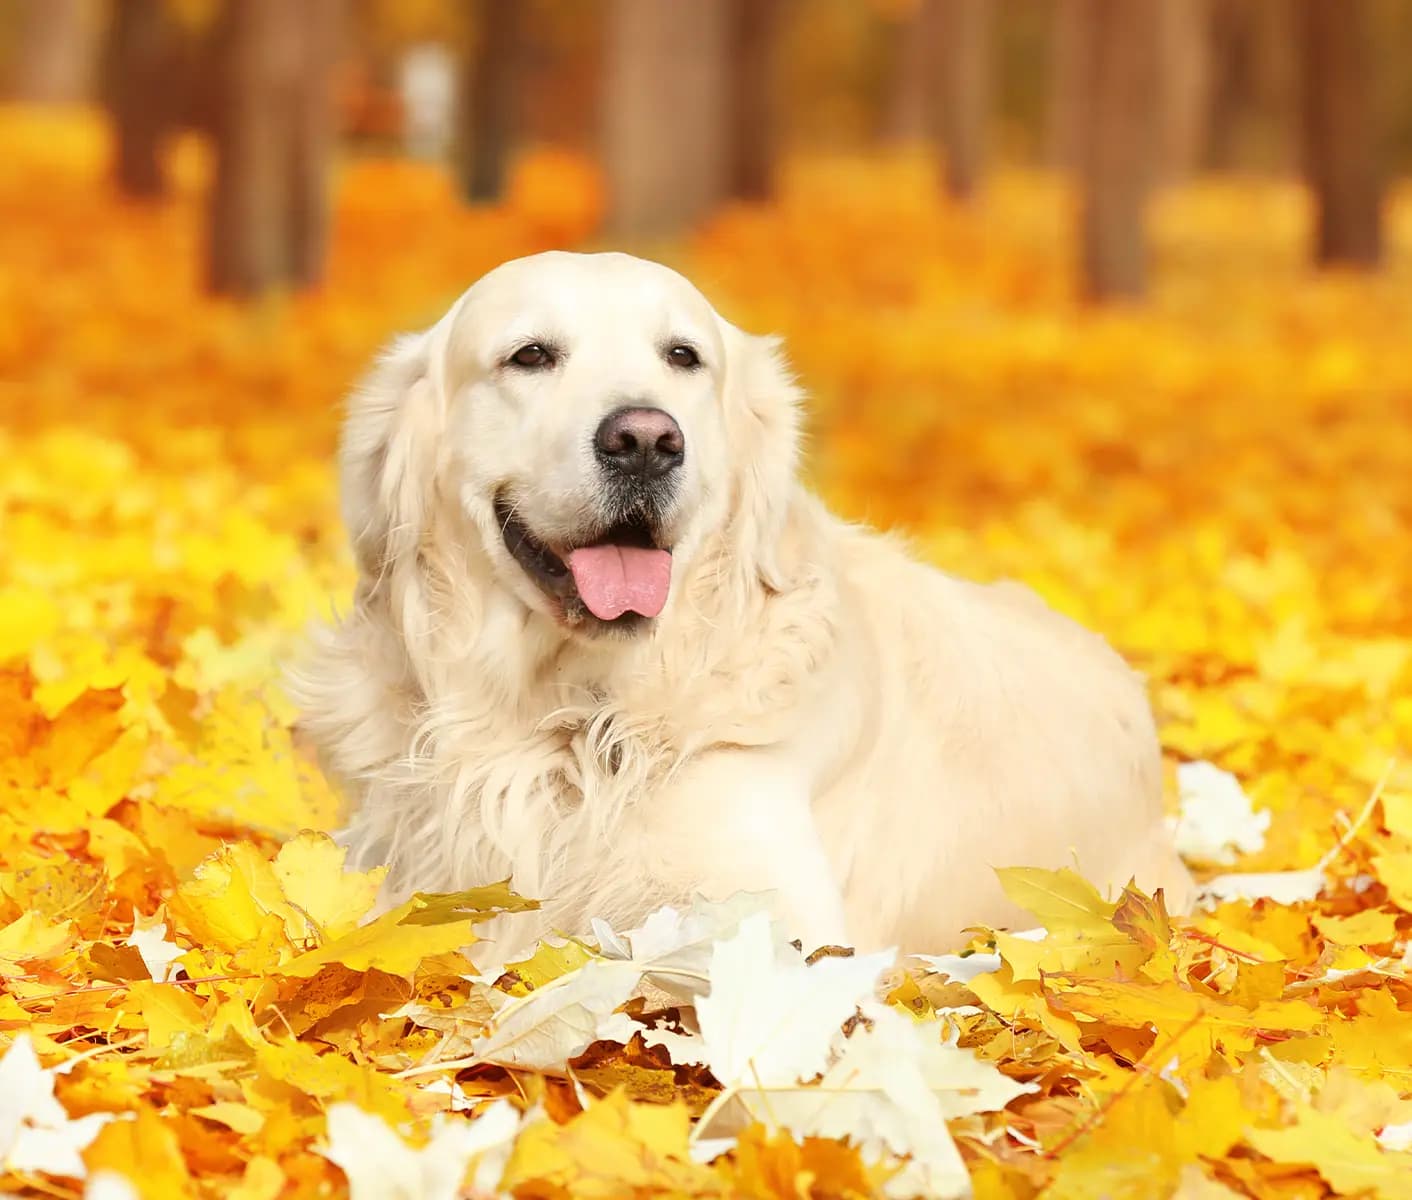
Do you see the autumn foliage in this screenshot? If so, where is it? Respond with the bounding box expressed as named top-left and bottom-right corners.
top-left (4, 109), bottom-right (1412, 1198)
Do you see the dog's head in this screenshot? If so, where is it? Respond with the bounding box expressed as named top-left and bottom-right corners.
top-left (341, 251), bottom-right (801, 641)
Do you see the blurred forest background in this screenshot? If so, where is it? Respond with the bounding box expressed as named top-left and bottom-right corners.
top-left (4, 9), bottom-right (1412, 1193)
top-left (3, 0), bottom-right (1411, 301)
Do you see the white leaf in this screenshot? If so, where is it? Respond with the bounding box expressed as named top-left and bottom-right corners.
top-left (1173, 761), bottom-right (1270, 866)
top-left (913, 951), bottom-right (1002, 984)
top-left (697, 911), bottom-right (893, 1088)
top-left (703, 1006), bottom-right (1034, 1200)
top-left (123, 919), bottom-right (185, 985)
top-left (602, 893), bottom-right (782, 1004)
top-left (0, 1034), bottom-right (122, 1180)
top-left (589, 916), bottom-right (631, 959)
top-left (320, 1100), bottom-right (523, 1200)
top-left (1379, 1121), bottom-right (1412, 1152)
top-left (471, 959), bottom-right (642, 1070)
top-left (1198, 866), bottom-right (1325, 906)
top-left (460, 895), bottom-right (777, 1071)
top-left (422, 1078), bottom-right (475, 1113)
top-left (84, 1171), bottom-right (140, 1200)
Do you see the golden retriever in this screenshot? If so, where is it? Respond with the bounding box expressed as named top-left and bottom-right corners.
top-left (295, 250), bottom-right (1191, 957)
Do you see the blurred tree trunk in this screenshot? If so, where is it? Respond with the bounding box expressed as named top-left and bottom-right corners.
top-left (603, 0), bottom-right (730, 236)
top-left (1045, 0), bottom-right (1084, 169)
top-left (1066, 0), bottom-right (1160, 301)
top-left (1203, 0), bottom-right (1256, 169)
top-left (886, 0), bottom-right (990, 199)
top-left (1298, 0), bottom-right (1383, 267)
top-left (12, 0), bottom-right (96, 102)
top-left (102, 0), bottom-right (173, 198)
top-left (456, 0), bottom-right (523, 203)
top-left (935, 0), bottom-right (991, 199)
top-left (207, 0), bottom-right (339, 296)
top-left (727, 0), bottom-right (782, 201)
top-left (1156, 0), bottom-right (1211, 182)
top-left (885, 1), bottom-right (935, 143)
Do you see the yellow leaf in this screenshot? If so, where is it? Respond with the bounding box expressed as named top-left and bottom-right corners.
top-left (281, 886), bottom-right (533, 979)
top-left (1372, 852), bottom-right (1412, 913)
top-left (271, 830), bottom-right (386, 940)
top-left (503, 1089), bottom-right (710, 1196)
top-left (1312, 908), bottom-right (1398, 946)
top-left (1329, 988), bottom-right (1412, 1079)
top-left (127, 980), bottom-right (206, 1050)
top-left (1381, 790), bottom-right (1412, 838)
top-left (229, 1157), bottom-right (285, 1200)
top-left (0, 910), bottom-right (75, 972)
top-left (280, 900), bottom-right (475, 979)
top-left (995, 866), bottom-right (1116, 933)
top-left (255, 1040), bottom-right (409, 1124)
top-left (1043, 1080), bottom-right (1181, 1200)
top-left (496, 937), bottom-right (595, 994)
top-left (190, 1101), bottom-right (265, 1136)
top-left (1246, 1103), bottom-right (1412, 1199)
top-left (0, 584), bottom-right (59, 662)
top-left (1045, 975), bottom-right (1322, 1041)
top-left (84, 1106), bottom-right (193, 1199)
top-left (170, 843), bottom-right (295, 957)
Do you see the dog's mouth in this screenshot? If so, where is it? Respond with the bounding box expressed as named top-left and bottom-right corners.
top-left (494, 496), bottom-right (673, 627)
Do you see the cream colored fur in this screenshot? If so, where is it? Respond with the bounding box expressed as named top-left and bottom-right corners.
top-left (292, 250), bottom-right (1191, 958)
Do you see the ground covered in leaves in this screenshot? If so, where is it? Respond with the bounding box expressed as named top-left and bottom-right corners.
top-left (4, 109), bottom-right (1412, 1198)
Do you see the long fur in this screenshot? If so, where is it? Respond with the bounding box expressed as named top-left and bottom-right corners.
top-left (292, 252), bottom-right (1191, 958)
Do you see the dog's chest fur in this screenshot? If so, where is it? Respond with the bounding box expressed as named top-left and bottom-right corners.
top-left (302, 551), bottom-right (841, 936)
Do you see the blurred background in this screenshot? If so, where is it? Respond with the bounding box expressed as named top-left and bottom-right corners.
top-left (2, 1), bottom-right (1411, 863)
top-left (4, 0), bottom-right (1412, 292)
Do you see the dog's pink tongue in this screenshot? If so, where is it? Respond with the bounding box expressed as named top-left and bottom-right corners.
top-left (567, 545), bottom-right (672, 620)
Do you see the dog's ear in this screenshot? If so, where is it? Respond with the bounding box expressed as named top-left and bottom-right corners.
top-left (721, 326), bottom-right (804, 590)
top-left (339, 330), bottom-right (446, 585)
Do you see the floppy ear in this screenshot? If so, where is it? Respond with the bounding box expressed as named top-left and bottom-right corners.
top-left (340, 331), bottom-right (442, 582)
top-left (721, 326), bottom-right (805, 591)
top-left (340, 293), bottom-right (470, 576)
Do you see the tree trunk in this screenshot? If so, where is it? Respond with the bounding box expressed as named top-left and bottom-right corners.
top-left (1297, 0), bottom-right (1382, 267)
top-left (602, 0), bottom-right (731, 237)
top-left (934, 0), bottom-right (991, 200)
top-left (1045, 0), bottom-right (1085, 170)
top-left (727, 0), bottom-right (782, 202)
top-left (207, 0), bottom-right (338, 296)
top-left (1067, 0), bottom-right (1160, 302)
top-left (884, 1), bottom-right (936, 144)
top-left (1156, 0), bottom-right (1212, 182)
top-left (457, 0), bottom-right (523, 203)
top-left (1202, 0), bottom-right (1254, 170)
top-left (103, 0), bottom-right (173, 198)
top-left (12, 0), bottom-right (97, 102)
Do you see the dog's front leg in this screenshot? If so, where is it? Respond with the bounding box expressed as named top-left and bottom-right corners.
top-left (628, 749), bottom-right (850, 952)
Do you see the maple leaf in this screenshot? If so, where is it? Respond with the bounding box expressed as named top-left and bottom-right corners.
top-left (693, 913), bottom-right (1030, 1198)
top-left (1173, 760), bottom-right (1271, 865)
top-left (0, 1035), bottom-right (121, 1180)
top-left (696, 911), bottom-right (893, 1089)
top-left (320, 1100), bottom-right (524, 1200)
top-left (123, 917), bottom-right (186, 984)
top-left (1246, 1103), bottom-right (1412, 1199)
top-left (502, 1090), bottom-right (713, 1197)
top-left (410, 896), bottom-right (773, 1072)
top-left (281, 885), bottom-right (528, 979)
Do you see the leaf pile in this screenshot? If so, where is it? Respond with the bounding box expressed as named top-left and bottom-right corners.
top-left (4, 110), bottom-right (1412, 1198)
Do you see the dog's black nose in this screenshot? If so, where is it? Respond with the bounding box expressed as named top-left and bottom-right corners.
top-left (594, 407), bottom-right (684, 480)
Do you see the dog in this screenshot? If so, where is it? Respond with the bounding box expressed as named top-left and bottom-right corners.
top-left (294, 250), bottom-right (1192, 958)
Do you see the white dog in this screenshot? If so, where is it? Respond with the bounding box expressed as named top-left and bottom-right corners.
top-left (294, 250), bottom-right (1191, 957)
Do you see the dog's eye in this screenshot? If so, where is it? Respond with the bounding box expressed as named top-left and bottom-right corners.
top-left (666, 344), bottom-right (700, 370)
top-left (508, 343), bottom-right (554, 369)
